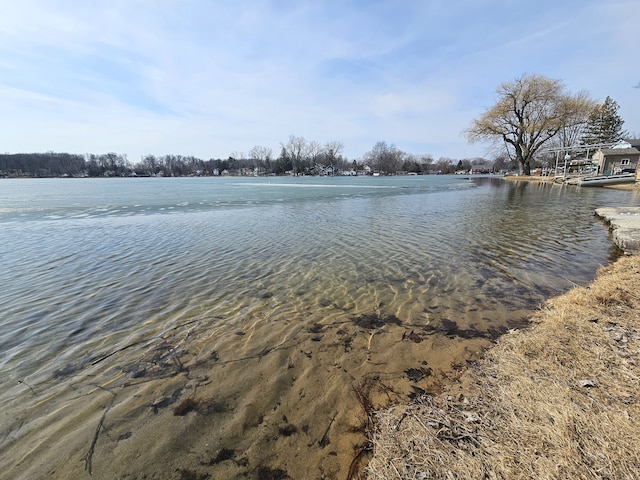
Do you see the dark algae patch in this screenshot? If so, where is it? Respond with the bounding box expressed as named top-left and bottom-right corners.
top-left (352, 312), bottom-right (402, 329)
top-left (353, 307), bottom-right (528, 341)
top-left (173, 398), bottom-right (199, 416)
top-left (308, 322), bottom-right (324, 334)
top-left (177, 468), bottom-right (210, 480)
top-left (405, 367), bottom-right (432, 383)
top-left (402, 330), bottom-right (424, 343)
top-left (173, 396), bottom-right (226, 416)
top-left (256, 466), bottom-right (291, 480)
top-left (204, 447), bottom-right (235, 465)
top-left (278, 423), bottom-right (298, 436)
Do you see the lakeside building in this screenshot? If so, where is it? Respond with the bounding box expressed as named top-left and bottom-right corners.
top-left (591, 140), bottom-right (640, 175)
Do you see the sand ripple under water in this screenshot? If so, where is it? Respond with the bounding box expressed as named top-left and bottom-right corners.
top-left (0, 176), bottom-right (635, 479)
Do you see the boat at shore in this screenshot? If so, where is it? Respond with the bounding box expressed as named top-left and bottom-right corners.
top-left (576, 172), bottom-right (636, 187)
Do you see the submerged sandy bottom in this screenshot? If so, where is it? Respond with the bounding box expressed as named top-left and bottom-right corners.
top-left (366, 255), bottom-right (640, 479)
top-left (0, 300), bottom-right (531, 480)
top-left (3, 176), bottom-right (630, 479)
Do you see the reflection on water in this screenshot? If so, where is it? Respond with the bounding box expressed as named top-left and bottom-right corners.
top-left (0, 176), bottom-right (636, 479)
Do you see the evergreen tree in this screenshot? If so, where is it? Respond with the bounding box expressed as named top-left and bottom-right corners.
top-left (581, 96), bottom-right (627, 145)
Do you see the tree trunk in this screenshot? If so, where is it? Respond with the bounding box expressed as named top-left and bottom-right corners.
top-left (516, 152), bottom-right (530, 176)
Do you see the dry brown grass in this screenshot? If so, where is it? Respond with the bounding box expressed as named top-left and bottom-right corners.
top-left (366, 255), bottom-right (640, 479)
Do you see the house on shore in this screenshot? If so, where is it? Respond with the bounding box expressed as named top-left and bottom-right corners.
top-left (591, 140), bottom-right (640, 175)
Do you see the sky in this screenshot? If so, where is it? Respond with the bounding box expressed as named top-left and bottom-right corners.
top-left (1, 0), bottom-right (638, 162)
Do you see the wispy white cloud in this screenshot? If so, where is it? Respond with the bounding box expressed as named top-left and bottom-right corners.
top-left (1, 0), bottom-right (638, 160)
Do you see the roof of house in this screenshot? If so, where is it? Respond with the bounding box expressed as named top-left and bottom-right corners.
top-left (624, 138), bottom-right (640, 148)
top-left (600, 147), bottom-right (640, 156)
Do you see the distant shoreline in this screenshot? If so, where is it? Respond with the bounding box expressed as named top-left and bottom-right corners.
top-left (503, 174), bottom-right (554, 182)
top-left (504, 174), bottom-right (639, 190)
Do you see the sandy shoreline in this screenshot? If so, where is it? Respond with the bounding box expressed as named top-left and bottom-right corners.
top-left (2, 285), bottom-right (523, 480)
top-left (366, 229), bottom-right (640, 477)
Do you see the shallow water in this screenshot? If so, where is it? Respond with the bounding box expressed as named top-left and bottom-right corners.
top-left (0, 176), bottom-right (637, 479)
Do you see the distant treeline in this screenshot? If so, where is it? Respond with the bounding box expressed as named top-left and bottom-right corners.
top-left (0, 151), bottom-right (360, 178)
top-left (1, 152), bottom-right (89, 177)
top-left (1, 140), bottom-right (509, 178)
top-left (0, 152), bottom-right (265, 178)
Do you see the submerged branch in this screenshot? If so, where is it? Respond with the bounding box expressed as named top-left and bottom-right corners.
top-left (84, 391), bottom-right (117, 475)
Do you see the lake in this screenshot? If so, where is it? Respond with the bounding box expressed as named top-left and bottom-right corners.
top-left (1, 175), bottom-right (638, 479)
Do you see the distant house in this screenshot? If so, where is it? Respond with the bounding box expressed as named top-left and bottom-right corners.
top-left (591, 141), bottom-right (640, 175)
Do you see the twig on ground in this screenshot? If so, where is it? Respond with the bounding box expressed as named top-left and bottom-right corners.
top-left (318, 414), bottom-right (336, 448)
top-left (17, 380), bottom-right (37, 396)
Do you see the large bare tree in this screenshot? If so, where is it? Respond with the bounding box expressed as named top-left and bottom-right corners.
top-left (466, 74), bottom-right (595, 175)
top-left (248, 145), bottom-right (273, 174)
top-left (363, 141), bottom-right (404, 174)
top-left (281, 135), bottom-right (308, 175)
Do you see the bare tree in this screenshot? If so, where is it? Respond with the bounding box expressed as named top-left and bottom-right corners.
top-left (363, 141), bottom-right (404, 174)
top-left (229, 151), bottom-right (245, 161)
top-left (281, 135), bottom-right (308, 175)
top-left (324, 140), bottom-right (344, 166)
top-left (249, 145), bottom-right (273, 174)
top-left (140, 154), bottom-right (158, 175)
top-left (249, 145), bottom-right (272, 161)
top-left (435, 157), bottom-right (454, 174)
top-left (548, 91), bottom-right (594, 149)
top-left (466, 74), bottom-right (595, 175)
top-left (307, 140), bottom-right (323, 165)
top-left (419, 154), bottom-right (434, 173)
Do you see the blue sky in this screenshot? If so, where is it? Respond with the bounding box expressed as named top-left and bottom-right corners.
top-left (1, 0), bottom-right (638, 162)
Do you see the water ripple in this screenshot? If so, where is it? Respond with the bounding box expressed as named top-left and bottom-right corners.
top-left (0, 176), bottom-right (636, 477)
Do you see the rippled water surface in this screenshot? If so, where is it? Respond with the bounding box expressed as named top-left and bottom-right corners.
top-left (1, 176), bottom-right (638, 479)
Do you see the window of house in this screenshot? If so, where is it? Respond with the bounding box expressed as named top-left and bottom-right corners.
top-left (621, 158), bottom-right (630, 165)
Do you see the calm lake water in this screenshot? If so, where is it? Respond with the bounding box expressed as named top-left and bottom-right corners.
top-left (1, 175), bottom-right (638, 479)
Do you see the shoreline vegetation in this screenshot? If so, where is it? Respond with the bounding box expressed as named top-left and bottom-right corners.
top-left (366, 255), bottom-right (640, 479)
top-left (365, 177), bottom-right (640, 479)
